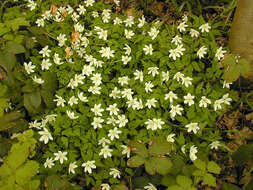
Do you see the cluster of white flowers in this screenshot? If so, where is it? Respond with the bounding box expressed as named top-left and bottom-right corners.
top-left (25, 1), bottom-right (232, 186)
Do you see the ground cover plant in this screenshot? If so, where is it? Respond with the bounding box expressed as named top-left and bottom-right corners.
top-left (1, 0), bottom-right (252, 189)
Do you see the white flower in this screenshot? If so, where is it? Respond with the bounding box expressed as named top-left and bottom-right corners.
top-left (185, 123), bottom-right (200, 134)
top-left (91, 104), bottom-right (104, 116)
top-left (190, 29), bottom-right (199, 38)
top-left (165, 91), bottom-right (178, 103)
top-left (44, 158), bottom-right (54, 168)
top-left (27, 0), bottom-right (37, 11)
top-left (145, 98), bottom-right (157, 109)
top-left (124, 29), bottom-right (134, 39)
top-left (68, 96), bottom-right (78, 106)
top-left (106, 103), bottom-right (119, 116)
top-left (121, 88), bottom-right (133, 100)
top-left (41, 59), bottom-right (52, 71)
top-left (138, 15), bottom-right (146, 28)
top-left (143, 44), bottom-right (153, 55)
top-left (170, 105), bottom-right (183, 118)
top-left (116, 114), bottom-right (128, 127)
top-left (91, 73), bottom-right (102, 86)
top-left (222, 93), bottom-right (232, 105)
top-left (135, 98), bottom-right (144, 110)
top-left (29, 120), bottom-right (41, 129)
top-left (77, 5), bottom-right (86, 15)
top-left (223, 81), bottom-right (232, 89)
top-left (118, 76), bottom-right (129, 86)
top-left (182, 14), bottom-right (188, 22)
top-left (45, 114), bottom-right (57, 122)
top-left (101, 183), bottom-right (110, 190)
top-left (215, 47), bottom-right (226, 61)
top-left (177, 22), bottom-right (188, 32)
top-left (171, 35), bottom-right (182, 45)
top-left (181, 145), bottom-right (186, 154)
top-left (74, 22), bottom-right (84, 32)
top-left (66, 110), bottom-right (79, 119)
top-left (214, 99), bottom-right (224, 111)
top-left (184, 93), bottom-right (195, 106)
top-left (169, 47), bottom-right (181, 60)
top-left (145, 81), bottom-right (154, 93)
top-left (78, 92), bottom-right (88, 102)
top-left (114, 0), bottom-right (120, 6)
top-left (42, 10), bottom-right (51, 20)
top-left (99, 47), bottom-right (115, 59)
top-left (199, 23), bottom-right (211, 33)
top-left (199, 96), bottom-right (211, 108)
top-left (109, 87), bottom-right (121, 99)
top-left (124, 16), bottom-right (134, 27)
top-left (123, 44), bottom-right (131, 55)
top-left (167, 133), bottom-right (176, 143)
top-left (182, 77), bottom-right (193, 87)
top-left (190, 145), bottom-right (198, 161)
top-left (92, 11), bottom-right (99, 18)
top-left (197, 46), bottom-right (208, 59)
top-left (145, 118), bottom-right (164, 130)
top-left (109, 168), bottom-right (121, 178)
top-left (144, 183), bottom-right (157, 190)
top-left (126, 98), bottom-right (138, 109)
top-left (82, 160), bottom-right (96, 174)
top-left (32, 76), bottom-right (44, 84)
top-left (98, 137), bottom-right (111, 147)
top-left (173, 72), bottom-right (184, 82)
top-left (148, 67), bottom-right (159, 77)
top-left (85, 0), bottom-right (95, 7)
top-left (24, 61), bottom-right (35, 74)
top-left (114, 17), bottom-right (122, 25)
top-left (99, 145), bottom-right (113, 159)
top-left (69, 162), bottom-right (78, 174)
top-left (122, 55), bottom-right (131, 65)
top-left (148, 27), bottom-right (159, 40)
top-left (39, 45), bottom-right (51, 57)
top-left (68, 78), bottom-right (78, 89)
top-left (53, 53), bottom-right (63, 65)
top-left (108, 127), bottom-right (122, 140)
top-left (106, 117), bottom-right (117, 126)
top-left (91, 117), bottom-right (104, 129)
top-left (71, 12), bottom-right (80, 22)
top-left (161, 71), bottom-right (170, 82)
top-left (134, 70), bottom-right (143, 82)
top-left (121, 145), bottom-right (131, 158)
top-left (38, 128), bottom-right (53, 144)
top-left (97, 29), bottom-right (108, 41)
top-left (210, 141), bottom-right (221, 150)
top-left (54, 151), bottom-right (68, 164)
top-left (82, 64), bottom-right (95, 76)
top-left (36, 18), bottom-right (44, 27)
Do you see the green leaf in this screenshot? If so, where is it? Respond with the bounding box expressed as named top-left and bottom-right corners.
top-left (203, 173), bottom-right (216, 187)
top-left (232, 144), bottom-right (253, 165)
top-left (15, 161), bottom-right (39, 186)
top-left (129, 140), bottom-right (148, 158)
top-left (207, 161), bottom-right (221, 174)
top-left (222, 183), bottom-right (241, 190)
top-left (193, 159), bottom-right (206, 171)
top-left (176, 175), bottom-right (192, 189)
top-left (41, 89), bottom-right (55, 109)
top-left (132, 176), bottom-right (150, 189)
top-left (149, 137), bottom-right (172, 155)
top-left (41, 72), bottom-right (57, 92)
top-left (0, 98), bottom-right (9, 117)
top-left (0, 23), bottom-right (10, 36)
top-left (161, 175), bottom-right (176, 187)
top-left (6, 42), bottom-right (25, 54)
top-left (0, 51), bottom-right (16, 71)
top-left (167, 185), bottom-right (184, 190)
top-left (46, 175), bottom-right (71, 190)
top-left (114, 184), bottom-right (129, 190)
top-left (0, 111), bottom-right (22, 131)
top-left (127, 155), bottom-right (145, 167)
top-left (24, 90), bottom-right (41, 111)
top-left (144, 157), bottom-right (172, 175)
top-left (6, 17), bottom-right (30, 31)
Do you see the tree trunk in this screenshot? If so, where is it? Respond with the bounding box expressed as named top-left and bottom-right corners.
top-left (229, 0), bottom-right (253, 80)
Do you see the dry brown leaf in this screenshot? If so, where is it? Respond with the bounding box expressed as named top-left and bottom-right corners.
top-left (72, 32), bottom-right (80, 42)
top-left (50, 5), bottom-right (58, 15)
top-left (65, 47), bottom-right (73, 58)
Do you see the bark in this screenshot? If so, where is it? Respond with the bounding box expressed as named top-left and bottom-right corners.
top-left (229, 0), bottom-right (253, 80)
